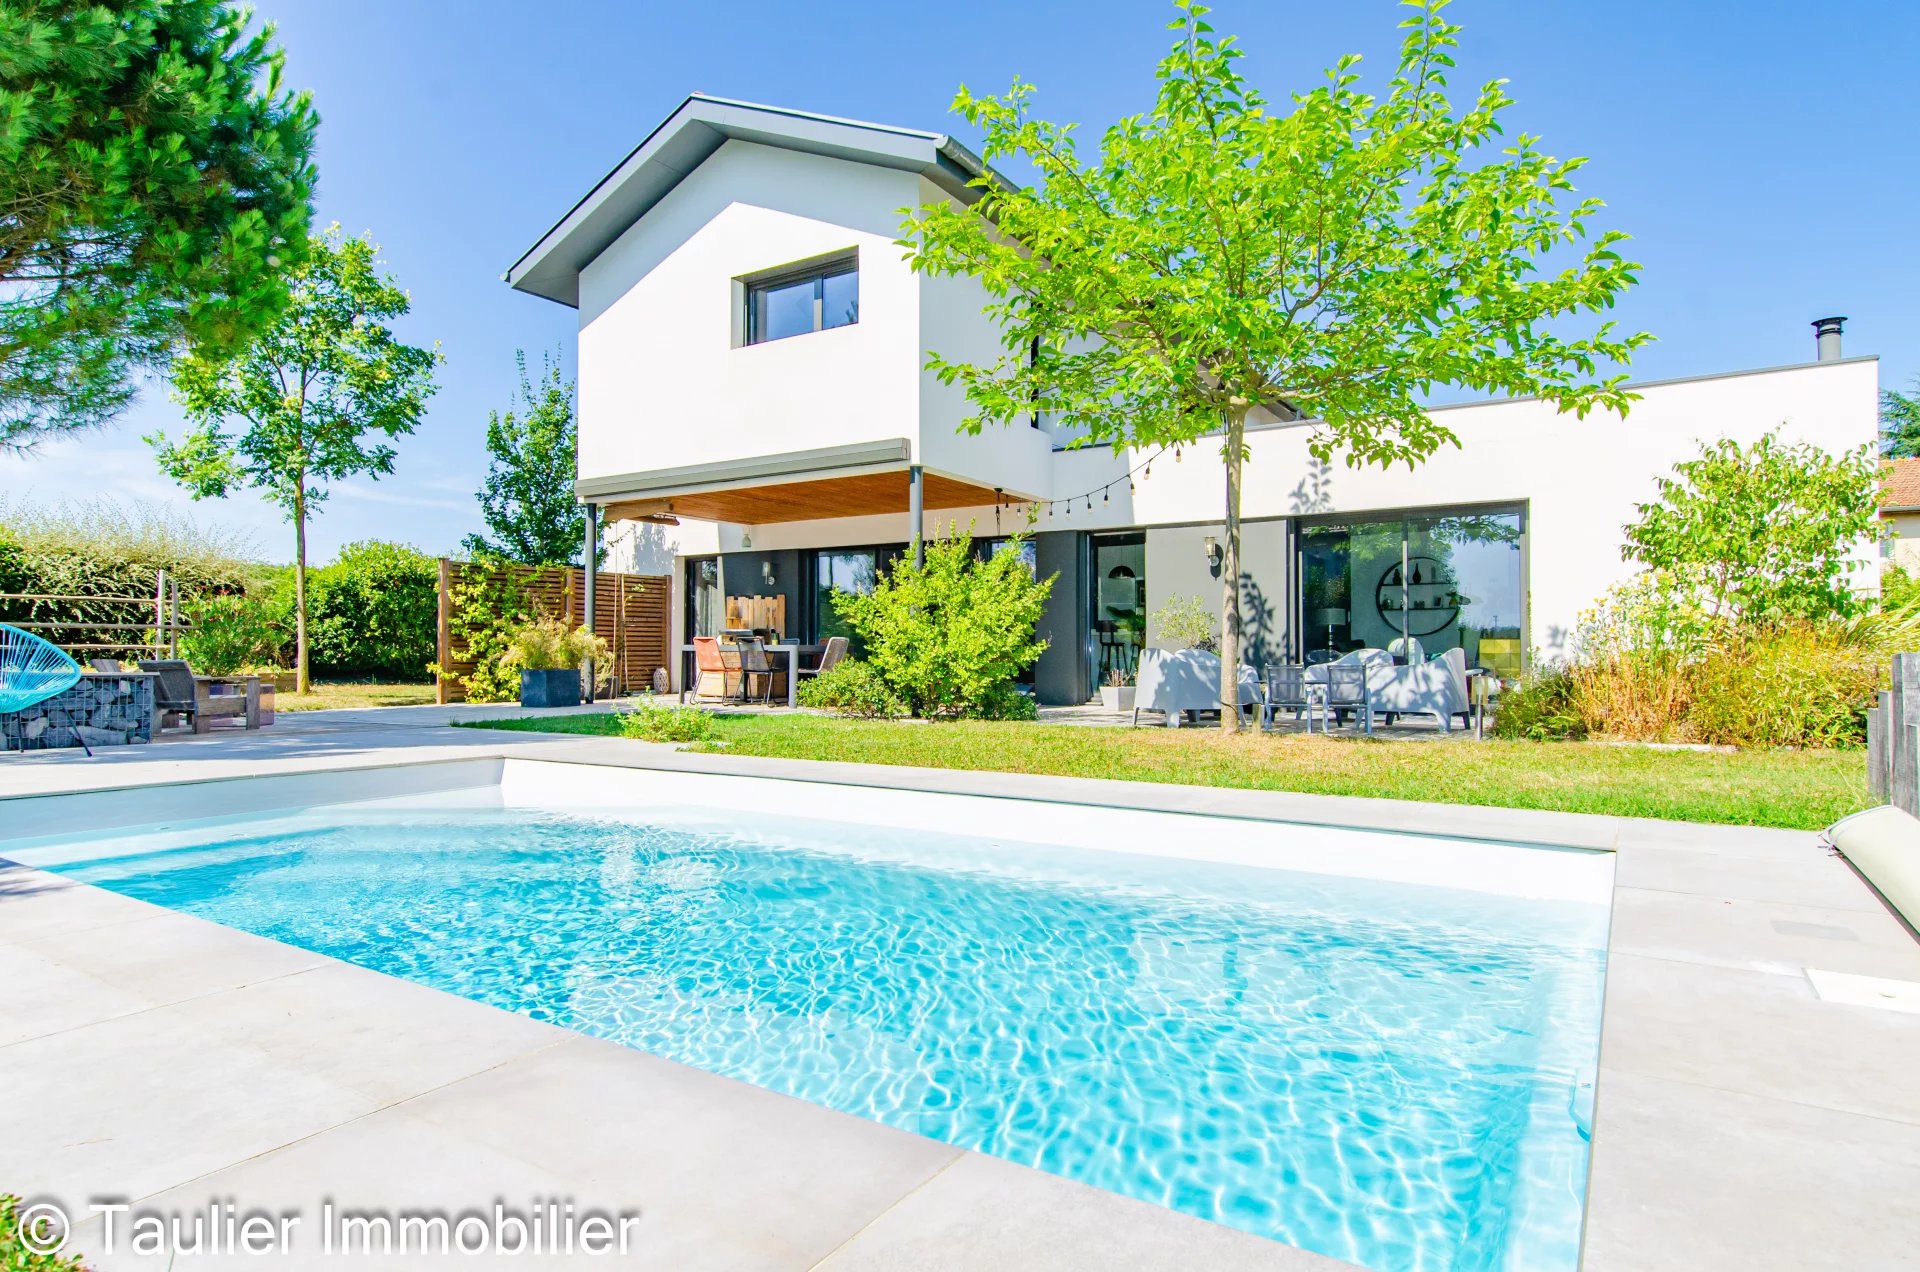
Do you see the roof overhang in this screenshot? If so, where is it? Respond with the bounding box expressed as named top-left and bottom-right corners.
top-left (580, 440), bottom-right (1020, 527)
top-left (507, 94), bottom-right (1002, 309)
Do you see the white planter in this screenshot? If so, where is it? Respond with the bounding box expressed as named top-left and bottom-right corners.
top-left (1099, 686), bottom-right (1137, 712)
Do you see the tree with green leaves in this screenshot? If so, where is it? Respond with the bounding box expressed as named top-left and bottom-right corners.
top-left (462, 351), bottom-right (584, 565)
top-left (149, 226), bottom-right (441, 692)
top-left (903, 0), bottom-right (1649, 729)
top-left (0, 0), bottom-right (316, 451)
top-left (1623, 432), bottom-right (1879, 625)
top-left (1882, 378), bottom-right (1920, 458)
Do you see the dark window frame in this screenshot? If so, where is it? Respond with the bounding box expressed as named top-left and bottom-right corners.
top-left (744, 254), bottom-right (859, 346)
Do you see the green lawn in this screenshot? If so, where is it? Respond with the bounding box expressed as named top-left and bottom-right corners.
top-left (455, 712), bottom-right (1869, 830)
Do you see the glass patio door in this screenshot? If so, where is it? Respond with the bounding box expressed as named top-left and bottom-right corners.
top-left (1088, 531), bottom-right (1146, 696)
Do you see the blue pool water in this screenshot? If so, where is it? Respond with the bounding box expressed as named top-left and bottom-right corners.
top-left (42, 801), bottom-right (1607, 1270)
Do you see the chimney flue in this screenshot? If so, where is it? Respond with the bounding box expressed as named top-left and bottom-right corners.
top-left (1813, 315), bottom-right (1846, 362)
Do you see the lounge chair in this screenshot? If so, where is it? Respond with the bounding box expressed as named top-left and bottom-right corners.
top-left (0, 623), bottom-right (83, 715)
top-left (1132, 647), bottom-right (1261, 727)
top-left (1372, 646), bottom-right (1474, 732)
top-left (139, 660), bottom-right (260, 734)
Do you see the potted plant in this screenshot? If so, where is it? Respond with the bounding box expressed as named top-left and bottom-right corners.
top-left (505, 616), bottom-right (613, 708)
top-left (1100, 666), bottom-right (1136, 712)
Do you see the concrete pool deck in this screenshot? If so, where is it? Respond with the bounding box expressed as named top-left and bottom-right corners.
top-left (3, 708), bottom-right (1918, 1269)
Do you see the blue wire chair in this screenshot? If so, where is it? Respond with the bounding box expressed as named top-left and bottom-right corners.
top-left (0, 622), bottom-right (83, 718)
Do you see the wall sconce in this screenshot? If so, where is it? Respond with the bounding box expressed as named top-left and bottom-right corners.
top-left (1204, 535), bottom-right (1222, 571)
top-left (762, 560), bottom-right (776, 588)
top-left (739, 531), bottom-right (752, 549)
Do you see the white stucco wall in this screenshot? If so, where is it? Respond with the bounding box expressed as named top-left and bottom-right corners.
top-left (576, 145), bottom-right (1054, 500)
top-left (1883, 512), bottom-right (1920, 572)
top-left (1045, 357), bottom-right (1880, 658)
top-left (577, 141), bottom-right (925, 481)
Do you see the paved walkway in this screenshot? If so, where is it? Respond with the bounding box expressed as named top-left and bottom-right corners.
top-left (3, 708), bottom-right (1917, 1269)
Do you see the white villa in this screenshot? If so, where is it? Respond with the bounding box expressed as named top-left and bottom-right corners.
top-left (507, 94), bottom-right (1880, 705)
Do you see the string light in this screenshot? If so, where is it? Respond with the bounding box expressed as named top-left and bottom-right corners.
top-left (1029, 444), bottom-right (1171, 521)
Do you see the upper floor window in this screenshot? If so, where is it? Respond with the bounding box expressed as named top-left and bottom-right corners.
top-left (745, 255), bottom-right (858, 345)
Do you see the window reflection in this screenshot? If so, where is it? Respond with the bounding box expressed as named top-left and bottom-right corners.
top-left (1299, 509), bottom-right (1523, 670)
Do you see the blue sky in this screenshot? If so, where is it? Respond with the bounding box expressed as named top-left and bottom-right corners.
top-left (4, 0), bottom-right (1915, 563)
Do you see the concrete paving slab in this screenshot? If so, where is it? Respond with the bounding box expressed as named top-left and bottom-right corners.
top-left (13, 907), bottom-right (329, 1005)
top-left (1609, 841), bottom-right (1887, 911)
top-left (1, 1003), bottom-right (385, 1202)
top-left (1597, 951), bottom-right (1920, 1124)
top-left (1607, 885), bottom-right (1920, 977)
top-left (398, 1035), bottom-right (966, 1271)
top-left (68, 1106), bottom-right (604, 1270)
top-left (160, 961), bottom-right (573, 1105)
top-left (813, 1151), bottom-right (1350, 1271)
top-left (1582, 1068), bottom-right (1920, 1271)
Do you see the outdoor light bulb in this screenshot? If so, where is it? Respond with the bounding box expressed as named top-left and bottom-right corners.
top-left (1176, 447), bottom-right (1182, 462)
top-left (1103, 488), bottom-right (1109, 503)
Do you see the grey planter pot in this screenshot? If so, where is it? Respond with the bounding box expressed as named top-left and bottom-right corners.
top-left (519, 668), bottom-right (581, 709)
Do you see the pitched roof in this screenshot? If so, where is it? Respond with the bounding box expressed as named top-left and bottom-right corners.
top-left (1882, 457), bottom-right (1920, 513)
top-left (506, 94), bottom-right (998, 309)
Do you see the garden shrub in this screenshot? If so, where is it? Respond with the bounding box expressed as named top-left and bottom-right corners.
top-left (974, 679), bottom-right (1038, 720)
top-left (178, 589), bottom-right (290, 674)
top-left (307, 540), bottom-right (438, 680)
top-left (1150, 594), bottom-right (1218, 651)
top-left (618, 702), bottom-right (717, 743)
top-left (1491, 665), bottom-right (1586, 741)
top-left (1689, 625), bottom-right (1880, 749)
top-left (1622, 431), bottom-right (1879, 625)
top-left (1564, 573), bottom-right (1708, 742)
top-left (0, 498), bottom-right (254, 653)
top-left (503, 615), bottom-right (612, 690)
top-left (797, 657), bottom-right (908, 718)
top-left (831, 528), bottom-right (1053, 718)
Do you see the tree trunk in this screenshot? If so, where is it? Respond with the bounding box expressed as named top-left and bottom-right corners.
top-left (1219, 405), bottom-right (1248, 735)
top-left (293, 488), bottom-right (310, 695)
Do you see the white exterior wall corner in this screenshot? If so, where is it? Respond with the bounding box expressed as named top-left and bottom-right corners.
top-left (912, 176), bottom-right (1055, 497)
top-left (1044, 357), bottom-right (1880, 660)
top-left (575, 140), bottom-right (925, 484)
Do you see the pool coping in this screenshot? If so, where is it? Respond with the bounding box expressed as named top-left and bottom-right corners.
top-left (4, 722), bottom-right (1919, 1269)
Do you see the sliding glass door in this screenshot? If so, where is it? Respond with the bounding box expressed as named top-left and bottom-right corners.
top-left (1298, 508), bottom-right (1524, 669)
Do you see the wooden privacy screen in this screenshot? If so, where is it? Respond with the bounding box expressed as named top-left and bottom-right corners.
top-left (723, 594), bottom-right (788, 637)
top-left (436, 560), bottom-right (670, 703)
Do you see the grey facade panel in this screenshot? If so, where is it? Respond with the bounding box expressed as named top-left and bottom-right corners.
top-left (716, 549), bottom-right (804, 641)
top-left (1145, 522), bottom-right (1292, 668)
top-left (1032, 531), bottom-right (1086, 706)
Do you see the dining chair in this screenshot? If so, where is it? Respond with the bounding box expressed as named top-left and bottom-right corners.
top-left (736, 636), bottom-right (782, 705)
top-left (797, 635), bottom-right (849, 689)
top-left (691, 636), bottom-right (738, 702)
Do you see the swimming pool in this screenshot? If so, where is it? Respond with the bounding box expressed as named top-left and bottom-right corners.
top-left (8, 761), bottom-right (1610, 1271)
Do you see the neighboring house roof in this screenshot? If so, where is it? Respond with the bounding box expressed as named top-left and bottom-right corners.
top-left (506, 93), bottom-right (999, 309)
top-left (1883, 457), bottom-right (1920, 515)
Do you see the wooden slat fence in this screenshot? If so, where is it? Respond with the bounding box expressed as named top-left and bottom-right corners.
top-left (435, 560), bottom-right (669, 703)
top-left (1866, 652), bottom-right (1920, 813)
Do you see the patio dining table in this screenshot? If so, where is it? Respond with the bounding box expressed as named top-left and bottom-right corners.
top-left (679, 641), bottom-right (825, 708)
